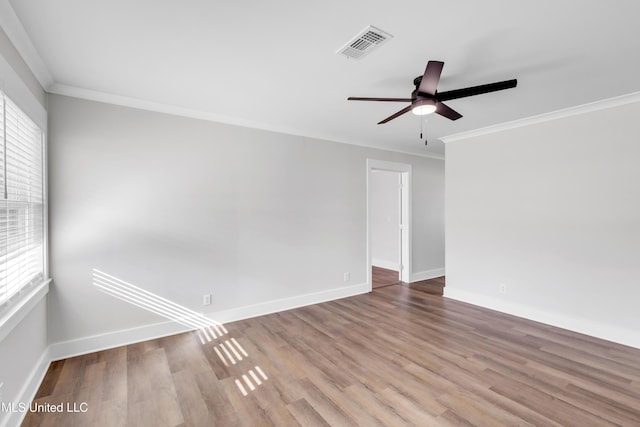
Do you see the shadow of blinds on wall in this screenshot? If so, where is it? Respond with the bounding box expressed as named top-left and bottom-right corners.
top-left (0, 91), bottom-right (44, 307)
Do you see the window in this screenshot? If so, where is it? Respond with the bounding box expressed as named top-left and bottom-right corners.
top-left (0, 91), bottom-right (45, 307)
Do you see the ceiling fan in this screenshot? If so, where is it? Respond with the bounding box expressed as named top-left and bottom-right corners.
top-left (348, 60), bottom-right (517, 124)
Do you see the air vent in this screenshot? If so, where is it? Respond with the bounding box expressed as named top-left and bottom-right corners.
top-left (337, 25), bottom-right (393, 60)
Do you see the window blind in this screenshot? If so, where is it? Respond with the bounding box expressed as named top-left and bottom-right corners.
top-left (0, 92), bottom-right (45, 306)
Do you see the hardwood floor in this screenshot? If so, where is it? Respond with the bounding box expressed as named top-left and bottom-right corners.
top-left (23, 284), bottom-right (640, 426)
top-left (372, 266), bottom-right (444, 295)
top-left (372, 266), bottom-right (399, 288)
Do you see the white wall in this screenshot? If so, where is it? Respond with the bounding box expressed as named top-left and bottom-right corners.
top-left (0, 298), bottom-right (49, 427)
top-left (371, 170), bottom-right (400, 270)
top-left (0, 25), bottom-right (49, 427)
top-left (0, 26), bottom-right (45, 108)
top-left (47, 94), bottom-right (445, 357)
top-left (411, 158), bottom-right (445, 281)
top-left (445, 98), bottom-right (640, 348)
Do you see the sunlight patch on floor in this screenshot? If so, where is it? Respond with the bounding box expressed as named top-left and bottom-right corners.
top-left (92, 268), bottom-right (268, 397)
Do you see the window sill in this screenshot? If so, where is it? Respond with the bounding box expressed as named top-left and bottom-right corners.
top-left (0, 279), bottom-right (50, 343)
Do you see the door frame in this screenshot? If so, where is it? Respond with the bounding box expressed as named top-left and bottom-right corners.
top-left (366, 159), bottom-right (412, 290)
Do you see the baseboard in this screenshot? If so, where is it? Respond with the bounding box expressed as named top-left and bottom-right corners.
top-left (410, 267), bottom-right (445, 283)
top-left (372, 259), bottom-right (399, 271)
top-left (48, 318), bottom-right (191, 361)
top-left (208, 282), bottom-right (369, 325)
top-left (444, 288), bottom-right (640, 350)
top-left (2, 347), bottom-right (51, 427)
top-left (49, 282), bottom-right (369, 361)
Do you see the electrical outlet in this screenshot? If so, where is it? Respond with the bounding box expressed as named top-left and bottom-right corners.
top-left (499, 283), bottom-right (507, 295)
top-left (203, 294), bottom-right (211, 305)
top-left (343, 272), bottom-right (350, 282)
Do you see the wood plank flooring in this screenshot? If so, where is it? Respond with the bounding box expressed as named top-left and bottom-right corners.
top-left (23, 283), bottom-right (640, 426)
top-left (372, 266), bottom-right (444, 295)
top-left (372, 266), bottom-right (399, 288)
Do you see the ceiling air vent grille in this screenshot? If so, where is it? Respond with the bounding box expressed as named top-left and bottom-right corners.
top-left (337, 25), bottom-right (393, 60)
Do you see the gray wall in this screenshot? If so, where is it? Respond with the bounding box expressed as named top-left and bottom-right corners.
top-left (0, 26), bottom-right (45, 107)
top-left (47, 94), bottom-right (445, 355)
top-left (371, 170), bottom-right (400, 270)
top-left (445, 99), bottom-right (640, 348)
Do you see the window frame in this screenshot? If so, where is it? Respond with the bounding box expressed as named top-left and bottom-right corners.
top-left (1, 93), bottom-right (46, 303)
top-left (0, 53), bottom-right (49, 342)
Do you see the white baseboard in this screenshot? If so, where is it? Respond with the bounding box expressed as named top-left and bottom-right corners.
top-left (371, 259), bottom-right (399, 271)
top-left (48, 318), bottom-right (191, 361)
top-left (49, 282), bottom-right (369, 361)
top-left (411, 267), bottom-right (445, 283)
top-left (208, 282), bottom-right (369, 325)
top-left (444, 288), bottom-right (640, 350)
top-left (3, 347), bottom-right (51, 427)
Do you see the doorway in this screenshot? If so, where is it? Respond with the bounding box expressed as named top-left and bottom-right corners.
top-left (367, 159), bottom-right (411, 291)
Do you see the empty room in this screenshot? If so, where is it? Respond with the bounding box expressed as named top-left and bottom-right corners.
top-left (1, 1), bottom-right (639, 426)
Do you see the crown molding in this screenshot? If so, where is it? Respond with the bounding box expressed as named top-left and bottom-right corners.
top-left (48, 82), bottom-right (444, 160)
top-left (0, 0), bottom-right (54, 89)
top-left (441, 91), bottom-right (640, 144)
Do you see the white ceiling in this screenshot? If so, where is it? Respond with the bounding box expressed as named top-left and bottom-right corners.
top-left (3, 0), bottom-right (640, 158)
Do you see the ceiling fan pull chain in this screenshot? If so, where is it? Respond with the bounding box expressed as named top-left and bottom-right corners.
top-left (423, 116), bottom-right (428, 146)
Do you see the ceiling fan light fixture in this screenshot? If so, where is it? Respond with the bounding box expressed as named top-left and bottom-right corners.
top-left (411, 99), bottom-right (436, 116)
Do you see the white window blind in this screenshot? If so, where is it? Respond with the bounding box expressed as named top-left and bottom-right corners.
top-left (0, 92), bottom-right (45, 306)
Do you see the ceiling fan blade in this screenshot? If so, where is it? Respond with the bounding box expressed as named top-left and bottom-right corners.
top-left (418, 61), bottom-right (444, 96)
top-left (378, 105), bottom-right (413, 124)
top-left (436, 102), bottom-right (462, 120)
top-left (348, 97), bottom-right (413, 102)
top-left (436, 79), bottom-right (517, 101)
